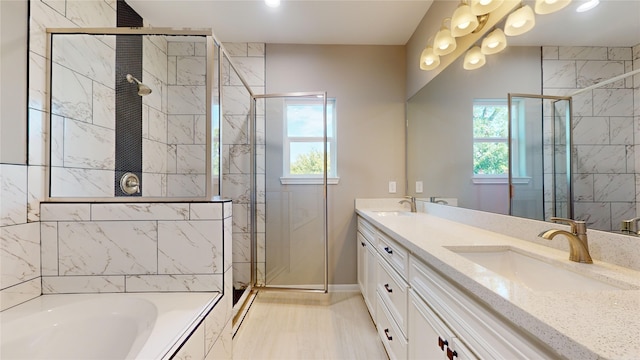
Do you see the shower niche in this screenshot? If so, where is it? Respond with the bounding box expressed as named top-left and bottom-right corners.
top-left (47, 29), bottom-right (220, 200)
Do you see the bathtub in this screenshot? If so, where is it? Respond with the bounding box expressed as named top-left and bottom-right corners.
top-left (0, 292), bottom-right (221, 360)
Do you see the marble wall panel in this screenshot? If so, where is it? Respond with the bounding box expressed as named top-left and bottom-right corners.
top-left (51, 63), bottom-right (93, 122)
top-left (177, 57), bottom-right (207, 86)
top-left (0, 223), bottom-right (40, 289)
top-left (58, 221), bottom-right (158, 275)
top-left (52, 34), bottom-right (115, 87)
top-left (42, 275), bottom-right (125, 294)
top-left (143, 36), bottom-right (168, 83)
top-left (50, 167), bottom-right (114, 197)
top-left (168, 42), bottom-right (195, 56)
top-left (143, 138), bottom-right (168, 173)
top-left (542, 60), bottom-right (576, 88)
top-left (125, 274), bottom-right (222, 292)
top-left (593, 88), bottom-right (634, 116)
top-left (559, 46), bottom-right (608, 60)
top-left (176, 145), bottom-right (207, 174)
top-left (0, 278), bottom-right (41, 312)
top-left (147, 106), bottom-right (168, 143)
top-left (27, 166), bottom-right (46, 222)
top-left (91, 203), bottom-right (189, 221)
top-left (65, 0), bottom-right (116, 27)
top-left (158, 220), bottom-right (223, 274)
top-left (168, 85), bottom-right (206, 115)
top-left (167, 174), bottom-right (207, 197)
top-left (63, 118), bottom-right (115, 170)
top-left (141, 173), bottom-right (167, 197)
top-left (168, 115), bottom-right (196, 144)
top-left (92, 82), bottom-right (116, 129)
top-left (1, 164), bottom-right (28, 226)
top-left (577, 60), bottom-right (625, 88)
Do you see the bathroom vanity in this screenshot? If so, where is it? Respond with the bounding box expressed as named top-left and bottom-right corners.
top-left (356, 202), bottom-right (640, 360)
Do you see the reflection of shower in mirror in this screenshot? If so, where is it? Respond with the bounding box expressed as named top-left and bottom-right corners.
top-left (126, 73), bottom-right (152, 96)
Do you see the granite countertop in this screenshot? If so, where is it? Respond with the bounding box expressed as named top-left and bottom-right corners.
top-left (356, 208), bottom-right (640, 360)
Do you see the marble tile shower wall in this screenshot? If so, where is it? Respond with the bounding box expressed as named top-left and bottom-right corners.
top-left (39, 202), bottom-right (231, 294)
top-left (221, 43), bottom-right (266, 289)
top-left (1, 0), bottom-right (118, 311)
top-left (542, 45), bottom-right (640, 231)
top-left (142, 36), bottom-right (208, 198)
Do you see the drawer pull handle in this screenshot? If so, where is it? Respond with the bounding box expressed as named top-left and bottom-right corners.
top-left (384, 246), bottom-right (393, 254)
top-left (447, 348), bottom-right (458, 359)
top-left (361, 241), bottom-right (366, 247)
top-left (384, 284), bottom-right (393, 293)
top-left (438, 337), bottom-right (448, 350)
top-left (384, 329), bottom-right (393, 341)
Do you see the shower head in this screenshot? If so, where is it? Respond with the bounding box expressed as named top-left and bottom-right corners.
top-left (126, 74), bottom-right (152, 96)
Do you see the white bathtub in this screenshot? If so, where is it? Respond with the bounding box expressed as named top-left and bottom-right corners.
top-left (0, 292), bottom-right (221, 360)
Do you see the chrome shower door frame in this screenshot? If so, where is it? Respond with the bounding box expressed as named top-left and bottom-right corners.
top-left (250, 92), bottom-right (329, 294)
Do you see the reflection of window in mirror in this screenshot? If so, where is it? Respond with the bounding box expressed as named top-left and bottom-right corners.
top-left (281, 98), bottom-right (338, 185)
top-left (472, 99), bottom-right (524, 181)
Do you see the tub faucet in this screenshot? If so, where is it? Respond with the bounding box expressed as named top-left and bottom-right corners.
top-left (539, 217), bottom-right (593, 264)
top-left (621, 217), bottom-right (640, 234)
top-left (399, 196), bottom-right (417, 212)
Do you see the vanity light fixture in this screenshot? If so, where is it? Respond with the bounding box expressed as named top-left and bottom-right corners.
top-left (265, 0), bottom-right (280, 8)
top-left (470, 0), bottom-right (504, 15)
top-left (504, 4), bottom-right (536, 36)
top-left (575, 0), bottom-right (599, 12)
top-left (451, 2), bottom-right (480, 37)
top-left (481, 28), bottom-right (507, 54)
top-left (420, 44), bottom-right (441, 71)
top-left (463, 45), bottom-right (486, 70)
top-left (534, 0), bottom-right (572, 14)
top-left (433, 18), bottom-right (457, 56)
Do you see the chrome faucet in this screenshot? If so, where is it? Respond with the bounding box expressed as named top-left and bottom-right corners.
top-left (539, 217), bottom-right (593, 264)
top-left (399, 196), bottom-right (417, 213)
top-left (621, 217), bottom-right (640, 234)
top-left (430, 196), bottom-right (448, 205)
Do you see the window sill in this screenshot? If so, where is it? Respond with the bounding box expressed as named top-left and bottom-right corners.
top-left (472, 176), bottom-right (531, 185)
top-left (280, 177), bottom-right (340, 185)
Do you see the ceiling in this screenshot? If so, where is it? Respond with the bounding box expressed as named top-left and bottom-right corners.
top-left (126, 0), bottom-right (434, 45)
top-left (126, 0), bottom-right (640, 47)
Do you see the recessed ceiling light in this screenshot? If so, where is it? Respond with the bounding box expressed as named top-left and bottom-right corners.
top-left (576, 0), bottom-right (599, 12)
top-left (265, 0), bottom-right (280, 8)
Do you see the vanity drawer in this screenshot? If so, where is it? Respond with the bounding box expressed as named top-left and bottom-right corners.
top-left (376, 231), bottom-right (409, 280)
top-left (377, 257), bottom-right (409, 337)
top-left (357, 217), bottom-right (377, 243)
top-left (376, 293), bottom-right (408, 360)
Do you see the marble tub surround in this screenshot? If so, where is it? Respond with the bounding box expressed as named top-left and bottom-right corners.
top-left (40, 201), bottom-right (232, 294)
top-left (356, 204), bottom-right (640, 359)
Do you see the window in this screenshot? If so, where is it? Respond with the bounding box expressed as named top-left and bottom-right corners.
top-left (472, 99), bottom-right (525, 183)
top-left (281, 98), bottom-right (338, 184)
top-left (473, 99), bottom-right (510, 178)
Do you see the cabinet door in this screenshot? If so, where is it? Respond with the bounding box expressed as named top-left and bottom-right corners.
top-left (365, 241), bottom-right (378, 320)
top-left (408, 290), bottom-right (452, 360)
top-left (357, 232), bottom-right (367, 296)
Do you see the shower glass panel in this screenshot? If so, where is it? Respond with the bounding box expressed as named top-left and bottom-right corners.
top-left (47, 29), bottom-right (220, 201)
top-left (252, 93), bottom-right (328, 292)
top-left (508, 94), bottom-right (572, 221)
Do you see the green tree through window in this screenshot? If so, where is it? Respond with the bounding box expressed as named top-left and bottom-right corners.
top-left (473, 101), bottom-right (509, 175)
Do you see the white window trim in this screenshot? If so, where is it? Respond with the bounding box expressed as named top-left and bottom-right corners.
top-left (471, 176), bottom-right (531, 185)
top-left (280, 177), bottom-right (340, 185)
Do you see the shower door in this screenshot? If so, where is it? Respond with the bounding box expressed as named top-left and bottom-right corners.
top-left (251, 92), bottom-right (329, 292)
top-left (508, 93), bottom-right (572, 220)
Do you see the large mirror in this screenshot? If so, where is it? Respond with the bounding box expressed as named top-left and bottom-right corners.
top-left (407, 0), bottom-right (640, 232)
top-left (48, 31), bottom-right (220, 200)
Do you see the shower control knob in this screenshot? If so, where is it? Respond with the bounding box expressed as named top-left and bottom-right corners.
top-left (120, 172), bottom-right (140, 195)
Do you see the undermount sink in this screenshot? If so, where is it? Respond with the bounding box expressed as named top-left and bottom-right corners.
top-left (448, 246), bottom-right (626, 292)
top-left (372, 211), bottom-right (415, 217)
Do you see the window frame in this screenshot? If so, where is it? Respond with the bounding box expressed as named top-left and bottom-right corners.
top-left (281, 97), bottom-right (339, 185)
top-left (471, 98), bottom-right (526, 184)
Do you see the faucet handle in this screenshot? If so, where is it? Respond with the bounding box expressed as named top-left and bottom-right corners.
top-left (550, 217), bottom-right (586, 235)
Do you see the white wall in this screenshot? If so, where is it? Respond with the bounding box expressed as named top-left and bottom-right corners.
top-left (266, 45), bottom-right (406, 284)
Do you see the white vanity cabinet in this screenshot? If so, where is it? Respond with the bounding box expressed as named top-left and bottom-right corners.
top-left (357, 218), bottom-right (379, 319)
top-left (357, 213), bottom-right (555, 360)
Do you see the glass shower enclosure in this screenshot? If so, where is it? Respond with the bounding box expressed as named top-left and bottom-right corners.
top-left (508, 93), bottom-right (573, 220)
